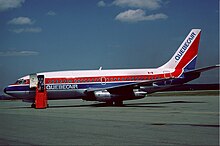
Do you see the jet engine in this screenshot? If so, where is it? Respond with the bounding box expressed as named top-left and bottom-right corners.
top-left (83, 90), bottom-right (147, 102)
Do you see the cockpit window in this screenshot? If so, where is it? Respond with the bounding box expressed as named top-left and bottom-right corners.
top-left (15, 79), bottom-right (25, 84)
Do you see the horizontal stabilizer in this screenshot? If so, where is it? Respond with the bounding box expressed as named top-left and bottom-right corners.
top-left (184, 64), bottom-right (219, 74)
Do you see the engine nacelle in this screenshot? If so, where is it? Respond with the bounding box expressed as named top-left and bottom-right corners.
top-left (83, 90), bottom-right (147, 102)
top-left (94, 91), bottom-right (112, 102)
top-left (134, 91), bottom-right (147, 97)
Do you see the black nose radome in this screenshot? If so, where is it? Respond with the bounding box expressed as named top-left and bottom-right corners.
top-left (4, 88), bottom-right (7, 94)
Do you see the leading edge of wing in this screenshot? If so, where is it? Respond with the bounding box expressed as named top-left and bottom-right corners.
top-left (85, 77), bottom-right (175, 93)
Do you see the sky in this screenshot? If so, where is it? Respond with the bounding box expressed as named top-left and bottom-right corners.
top-left (0, 0), bottom-right (219, 93)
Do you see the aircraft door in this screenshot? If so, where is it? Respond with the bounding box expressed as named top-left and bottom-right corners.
top-left (37, 75), bottom-right (45, 92)
top-left (101, 77), bottom-right (106, 85)
top-left (163, 71), bottom-right (171, 78)
top-left (163, 71), bottom-right (172, 85)
top-left (29, 74), bottom-right (38, 88)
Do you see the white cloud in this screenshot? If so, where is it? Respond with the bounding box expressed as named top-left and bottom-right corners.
top-left (0, 50), bottom-right (39, 56)
top-left (97, 1), bottom-right (106, 7)
top-left (24, 27), bottom-right (42, 33)
top-left (46, 10), bottom-right (56, 16)
top-left (115, 9), bottom-right (167, 22)
top-left (8, 17), bottom-right (34, 25)
top-left (0, 0), bottom-right (25, 12)
top-left (112, 0), bottom-right (162, 10)
top-left (10, 27), bottom-right (42, 33)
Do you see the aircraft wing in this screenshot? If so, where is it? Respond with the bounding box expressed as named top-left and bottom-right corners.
top-left (139, 85), bottom-right (178, 94)
top-left (85, 77), bottom-right (175, 94)
top-left (184, 64), bottom-right (219, 74)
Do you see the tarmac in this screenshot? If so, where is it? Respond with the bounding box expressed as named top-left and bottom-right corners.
top-left (0, 91), bottom-right (219, 145)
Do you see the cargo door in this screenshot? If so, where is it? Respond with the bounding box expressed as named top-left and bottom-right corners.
top-left (163, 71), bottom-right (172, 85)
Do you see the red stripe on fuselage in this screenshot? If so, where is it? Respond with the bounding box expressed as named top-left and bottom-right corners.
top-left (44, 74), bottom-right (165, 84)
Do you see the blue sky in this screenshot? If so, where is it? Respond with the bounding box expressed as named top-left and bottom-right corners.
top-left (0, 0), bottom-right (219, 93)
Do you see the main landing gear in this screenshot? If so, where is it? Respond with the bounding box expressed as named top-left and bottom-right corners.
top-left (115, 101), bottom-right (123, 106)
top-left (106, 101), bottom-right (124, 106)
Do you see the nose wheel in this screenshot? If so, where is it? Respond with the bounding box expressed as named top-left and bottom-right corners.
top-left (31, 103), bottom-right (49, 108)
top-left (31, 103), bottom-right (36, 108)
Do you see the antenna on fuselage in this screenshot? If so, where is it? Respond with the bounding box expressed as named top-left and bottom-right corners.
top-left (99, 66), bottom-right (102, 70)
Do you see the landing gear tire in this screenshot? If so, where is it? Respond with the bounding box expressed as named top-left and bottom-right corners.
top-left (31, 103), bottom-right (36, 108)
top-left (114, 101), bottom-right (123, 106)
top-left (106, 101), bottom-right (113, 106)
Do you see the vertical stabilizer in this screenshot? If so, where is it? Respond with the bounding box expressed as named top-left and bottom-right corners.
top-left (159, 29), bottom-right (201, 71)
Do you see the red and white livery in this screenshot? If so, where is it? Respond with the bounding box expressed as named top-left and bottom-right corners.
top-left (4, 29), bottom-right (219, 106)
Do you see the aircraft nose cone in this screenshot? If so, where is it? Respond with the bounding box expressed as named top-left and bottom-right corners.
top-left (4, 87), bottom-right (8, 94)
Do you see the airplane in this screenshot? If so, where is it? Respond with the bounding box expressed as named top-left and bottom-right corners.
top-left (3, 29), bottom-right (219, 107)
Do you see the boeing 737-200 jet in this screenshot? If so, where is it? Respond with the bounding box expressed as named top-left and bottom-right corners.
top-left (4, 29), bottom-right (219, 106)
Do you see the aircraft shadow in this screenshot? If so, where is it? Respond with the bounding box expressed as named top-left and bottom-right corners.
top-left (48, 100), bottom-right (204, 108)
top-left (3, 100), bottom-right (205, 109)
top-left (125, 100), bottom-right (204, 106)
top-left (48, 104), bottom-right (166, 108)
